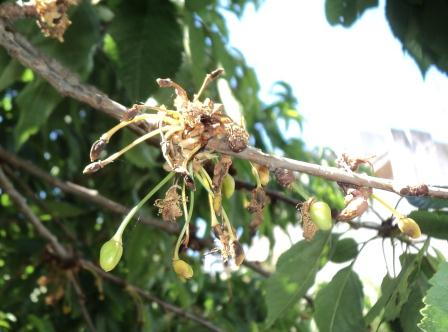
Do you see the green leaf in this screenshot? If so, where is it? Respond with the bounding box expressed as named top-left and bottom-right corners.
top-left (365, 240), bottom-right (429, 324)
top-left (0, 60), bottom-right (24, 91)
top-left (42, 200), bottom-right (86, 219)
top-left (186, 13), bottom-right (207, 89)
top-left (330, 238), bottom-right (358, 263)
top-left (28, 314), bottom-right (55, 332)
top-left (419, 262), bottom-right (448, 332)
top-left (409, 211), bottom-right (448, 240)
top-left (315, 267), bottom-right (366, 332)
top-left (325, 0), bottom-right (378, 27)
top-left (265, 231), bottom-right (331, 327)
top-left (14, 79), bottom-right (62, 149)
top-left (400, 273), bottom-right (430, 332)
top-left (109, 0), bottom-right (182, 101)
top-left (120, 130), bottom-right (160, 169)
top-left (406, 195), bottom-right (448, 210)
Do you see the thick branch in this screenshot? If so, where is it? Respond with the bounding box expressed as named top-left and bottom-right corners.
top-left (207, 139), bottom-right (448, 199)
top-left (0, 165), bottom-right (70, 260)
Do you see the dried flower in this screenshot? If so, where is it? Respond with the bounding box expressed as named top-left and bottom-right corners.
top-left (154, 186), bottom-right (183, 222)
top-left (274, 168), bottom-right (295, 187)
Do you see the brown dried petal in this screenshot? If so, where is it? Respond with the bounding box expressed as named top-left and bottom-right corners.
top-left (274, 168), bottom-right (295, 187)
top-left (231, 240), bottom-right (245, 266)
top-left (396, 184), bottom-right (429, 197)
top-left (302, 215), bottom-right (318, 241)
top-left (248, 187), bottom-right (268, 213)
top-left (337, 196), bottom-right (369, 221)
top-left (212, 155), bottom-right (232, 191)
top-left (154, 186), bottom-right (183, 222)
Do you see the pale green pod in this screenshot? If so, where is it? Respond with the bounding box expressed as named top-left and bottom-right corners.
top-left (99, 239), bottom-right (123, 272)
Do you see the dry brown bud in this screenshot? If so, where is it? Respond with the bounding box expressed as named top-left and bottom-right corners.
top-left (274, 168), bottom-right (295, 187)
top-left (82, 161), bottom-right (103, 174)
top-left (89, 139), bottom-right (107, 162)
top-left (210, 68), bottom-right (224, 79)
top-left (212, 155), bottom-right (233, 191)
top-left (255, 164), bottom-right (270, 186)
top-left (226, 123), bottom-right (249, 153)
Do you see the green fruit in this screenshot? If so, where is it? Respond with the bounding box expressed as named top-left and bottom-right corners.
top-left (172, 259), bottom-right (193, 280)
top-left (99, 239), bottom-right (123, 272)
top-left (222, 174), bottom-right (235, 199)
top-left (309, 201), bottom-right (332, 231)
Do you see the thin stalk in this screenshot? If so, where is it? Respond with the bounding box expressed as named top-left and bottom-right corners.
top-left (173, 183), bottom-right (195, 260)
top-left (101, 114), bottom-right (179, 142)
top-left (113, 172), bottom-right (175, 242)
top-left (371, 193), bottom-right (403, 219)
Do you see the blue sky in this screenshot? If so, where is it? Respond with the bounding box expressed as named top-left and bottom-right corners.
top-left (225, 0), bottom-right (448, 154)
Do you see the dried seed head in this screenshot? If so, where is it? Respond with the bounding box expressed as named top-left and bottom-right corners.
top-left (248, 186), bottom-right (268, 213)
top-left (89, 139), bottom-right (107, 162)
top-left (226, 123), bottom-right (249, 153)
top-left (154, 186), bottom-right (183, 222)
top-left (172, 259), bottom-right (193, 280)
top-left (274, 168), bottom-right (295, 187)
top-left (396, 184), bottom-right (429, 196)
top-left (83, 161), bottom-right (103, 174)
top-left (35, 0), bottom-right (79, 41)
top-left (398, 217), bottom-right (421, 239)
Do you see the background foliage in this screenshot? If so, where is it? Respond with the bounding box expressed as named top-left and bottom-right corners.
top-left (0, 0), bottom-right (447, 331)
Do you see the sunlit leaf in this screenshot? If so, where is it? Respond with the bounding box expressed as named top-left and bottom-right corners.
top-left (265, 231), bottom-right (331, 327)
top-left (315, 267), bottom-right (366, 332)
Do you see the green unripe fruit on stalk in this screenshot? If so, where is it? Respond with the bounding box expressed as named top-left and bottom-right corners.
top-left (309, 201), bottom-right (332, 231)
top-left (222, 174), bottom-right (235, 199)
top-left (99, 238), bottom-right (123, 272)
top-left (172, 259), bottom-right (193, 281)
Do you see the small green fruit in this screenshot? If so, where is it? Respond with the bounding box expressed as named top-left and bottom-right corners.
top-left (99, 239), bottom-right (123, 272)
top-left (398, 217), bottom-right (421, 239)
top-left (309, 201), bottom-right (332, 231)
top-left (222, 174), bottom-right (235, 199)
top-left (172, 259), bottom-right (193, 280)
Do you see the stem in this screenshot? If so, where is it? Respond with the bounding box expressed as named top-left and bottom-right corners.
top-left (221, 208), bottom-right (236, 240)
top-left (113, 172), bottom-right (175, 242)
top-left (100, 126), bottom-right (172, 167)
top-left (101, 114), bottom-right (179, 142)
top-left (173, 183), bottom-right (194, 260)
top-left (371, 193), bottom-right (403, 220)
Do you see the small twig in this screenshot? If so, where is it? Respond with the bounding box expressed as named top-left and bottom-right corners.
top-left (0, 165), bottom-right (70, 260)
top-left (0, 2), bottom-right (37, 21)
top-left (66, 270), bottom-right (97, 332)
top-left (235, 179), bottom-right (300, 206)
top-left (80, 260), bottom-right (224, 332)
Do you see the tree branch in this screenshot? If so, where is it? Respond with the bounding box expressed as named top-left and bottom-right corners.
top-left (0, 165), bottom-right (71, 260)
top-left (79, 260), bottom-right (224, 332)
top-left (207, 139), bottom-right (448, 199)
top-left (66, 271), bottom-right (97, 332)
top-left (1, 18), bottom-right (446, 200)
